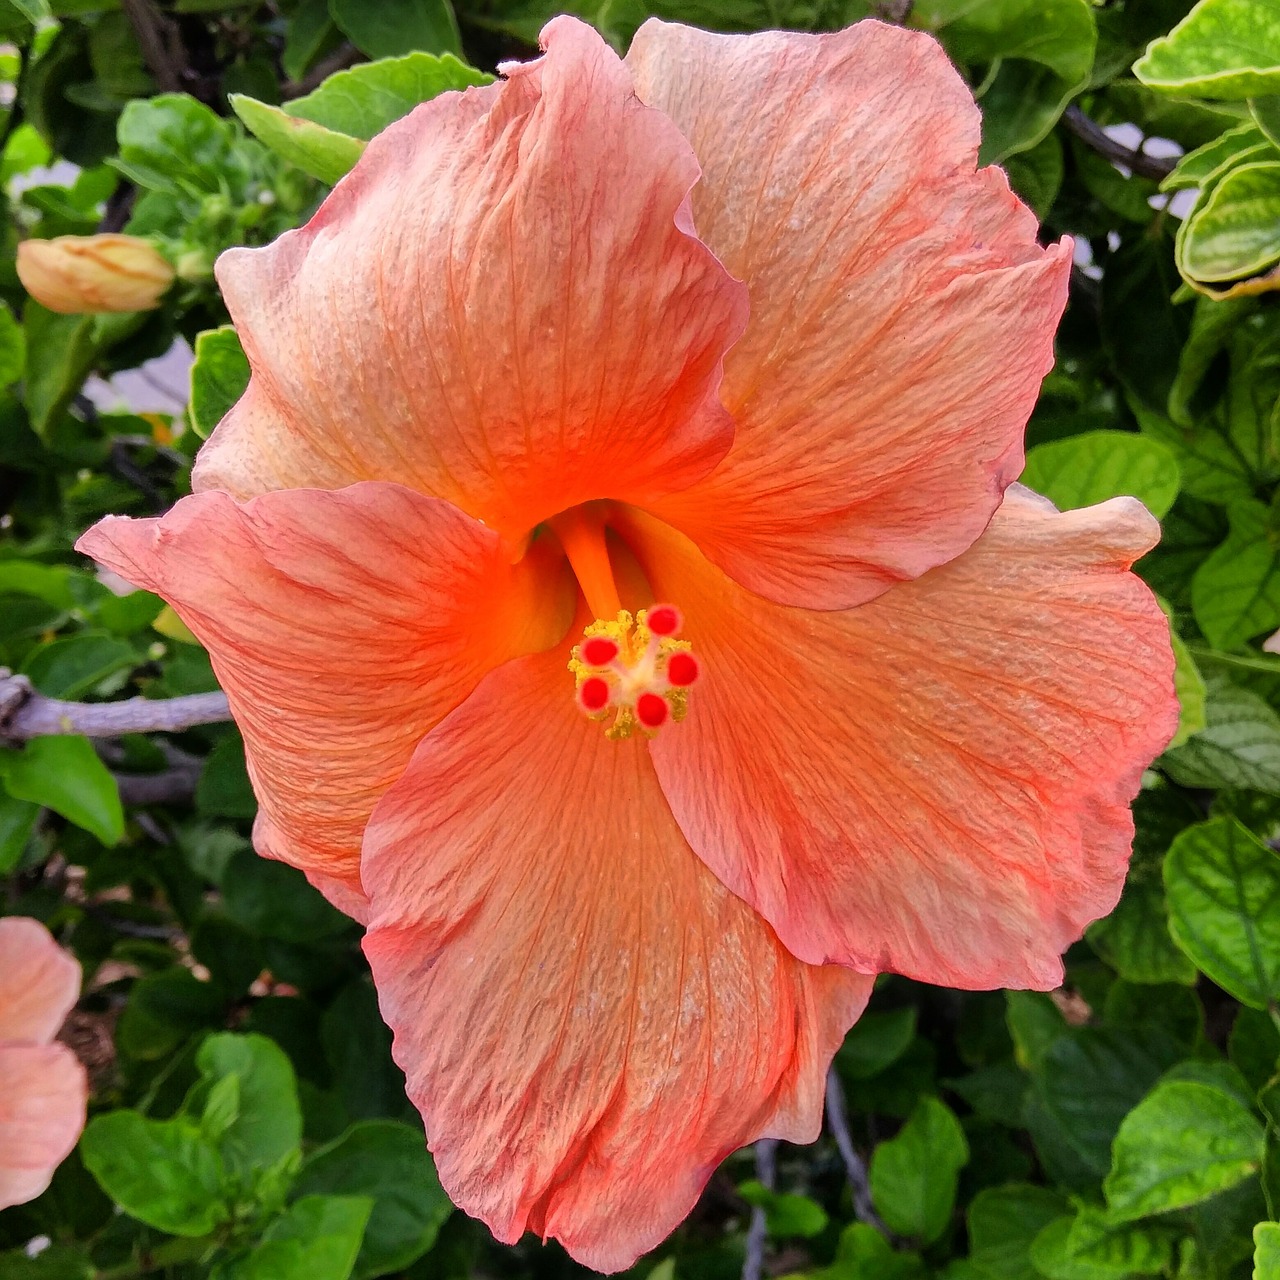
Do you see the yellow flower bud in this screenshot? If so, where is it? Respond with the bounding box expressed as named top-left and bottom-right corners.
top-left (16, 234), bottom-right (174, 314)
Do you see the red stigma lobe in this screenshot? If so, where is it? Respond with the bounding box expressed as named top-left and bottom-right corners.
top-left (646, 605), bottom-right (681, 637)
top-left (636, 692), bottom-right (669, 729)
top-left (582, 636), bottom-right (620, 667)
top-left (666, 652), bottom-right (699, 687)
top-left (579, 676), bottom-right (611, 712)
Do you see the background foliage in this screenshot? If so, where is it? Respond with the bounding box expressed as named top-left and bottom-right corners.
top-left (1, 0), bottom-right (1279, 1278)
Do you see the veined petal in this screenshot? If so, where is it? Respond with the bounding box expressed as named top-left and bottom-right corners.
top-left (361, 643), bottom-right (870, 1272)
top-left (627, 21), bottom-right (1072, 609)
top-left (78, 485), bottom-right (572, 909)
top-left (193, 17), bottom-right (747, 546)
top-left (0, 1043), bottom-right (88, 1210)
top-left (624, 489), bottom-right (1177, 990)
top-left (0, 918), bottom-right (80, 1045)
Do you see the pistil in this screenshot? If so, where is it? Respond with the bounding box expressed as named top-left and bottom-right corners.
top-left (550, 506), bottom-right (700, 739)
top-left (549, 506), bottom-right (623, 622)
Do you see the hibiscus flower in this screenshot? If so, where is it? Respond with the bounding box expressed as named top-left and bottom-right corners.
top-left (78, 15), bottom-right (1178, 1270)
top-left (0, 917), bottom-right (87, 1210)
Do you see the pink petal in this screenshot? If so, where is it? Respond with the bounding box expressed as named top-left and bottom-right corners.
top-left (361, 642), bottom-right (870, 1271)
top-left (0, 918), bottom-right (80, 1044)
top-left (624, 487), bottom-right (1178, 989)
top-left (78, 485), bottom-right (572, 910)
top-left (627, 21), bottom-right (1072, 609)
top-left (192, 17), bottom-right (747, 550)
top-left (0, 1043), bottom-right (88, 1210)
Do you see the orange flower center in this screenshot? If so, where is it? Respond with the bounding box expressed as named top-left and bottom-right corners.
top-left (550, 506), bottom-right (699, 740)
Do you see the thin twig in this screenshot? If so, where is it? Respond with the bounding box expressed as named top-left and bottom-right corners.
top-left (742, 1139), bottom-right (777, 1280)
top-left (1061, 106), bottom-right (1177, 183)
top-left (116, 764), bottom-right (203, 807)
top-left (283, 42), bottom-right (363, 99)
top-left (121, 0), bottom-right (184, 93)
top-left (825, 1067), bottom-right (893, 1239)
top-left (0, 672), bottom-right (230, 741)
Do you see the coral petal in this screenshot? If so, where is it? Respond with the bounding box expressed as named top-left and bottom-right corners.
top-left (627, 21), bottom-right (1072, 608)
top-left (193, 17), bottom-right (747, 543)
top-left (77, 485), bottom-right (572, 908)
top-left (625, 488), bottom-right (1178, 989)
top-left (0, 918), bottom-right (80, 1044)
top-left (361, 644), bottom-right (870, 1271)
top-left (0, 1044), bottom-right (87, 1210)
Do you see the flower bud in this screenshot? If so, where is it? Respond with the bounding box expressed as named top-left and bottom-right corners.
top-left (16, 234), bottom-right (174, 314)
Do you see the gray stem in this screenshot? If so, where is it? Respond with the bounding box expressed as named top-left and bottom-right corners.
top-left (825, 1066), bottom-right (894, 1238)
top-left (742, 1138), bottom-right (778, 1280)
top-left (0, 672), bottom-right (230, 742)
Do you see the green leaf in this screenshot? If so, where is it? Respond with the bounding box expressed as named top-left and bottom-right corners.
top-left (812, 1222), bottom-right (928, 1280)
top-left (115, 93), bottom-right (240, 195)
top-left (285, 51), bottom-right (490, 139)
top-left (1164, 816), bottom-right (1280, 1007)
top-left (1163, 123), bottom-right (1276, 193)
top-left (1139, 405), bottom-right (1261, 508)
top-left (1003, 133), bottom-right (1064, 219)
top-left (1135, 0), bottom-right (1280, 100)
top-left (80, 1111), bottom-right (228, 1236)
top-left (294, 1121), bottom-right (452, 1279)
top-left (231, 51), bottom-right (488, 186)
top-left (0, 302), bottom-right (25, 386)
top-left (200, 1072), bottom-right (240, 1144)
top-left (1028, 1217), bottom-right (1119, 1280)
top-left (188, 326), bottom-right (250, 440)
top-left (223, 849), bottom-right (352, 944)
top-left (1088, 809), bottom-right (1199, 986)
top-left (1169, 626), bottom-right (1208, 750)
top-left (1006, 992), bottom-right (1068, 1072)
top-left (916, 0), bottom-right (1096, 161)
top-left (1181, 161), bottom-right (1280, 284)
top-left (1253, 95), bottom-right (1280, 147)
top-left (739, 1182), bottom-right (828, 1239)
top-left (20, 633), bottom-right (135, 698)
top-left (869, 1096), bottom-right (969, 1243)
top-left (1061, 1206), bottom-right (1176, 1275)
top-left (1229, 1005), bottom-right (1280, 1090)
top-left (1028, 1028), bottom-right (1182, 1182)
top-left (0, 1244), bottom-right (95, 1279)
top-left (1021, 430), bottom-right (1181, 518)
top-left (0, 790), bottom-right (39, 874)
top-left (0, 560), bottom-right (75, 608)
top-left (1256, 1222), bottom-right (1280, 1280)
top-left (116, 966), bottom-right (224, 1060)
top-left (838, 1008), bottom-right (918, 1080)
top-left (1161, 675), bottom-right (1280, 792)
top-left (1102, 234), bottom-right (1188, 415)
top-left (966, 1184), bottom-right (1066, 1280)
top-left (1166, 293), bottom-right (1258, 427)
top-left (229, 95), bottom-right (364, 186)
top-left (328, 0), bottom-right (461, 58)
top-left (197, 733), bottom-right (257, 819)
top-left (195, 1033), bottom-right (302, 1176)
top-left (0, 735), bottom-right (122, 845)
top-left (23, 307), bottom-right (140, 438)
top-left (228, 1194), bottom-right (373, 1280)
top-left (1192, 498), bottom-right (1280, 647)
top-left (1104, 1080), bottom-right (1265, 1219)
top-left (285, 0), bottom-right (341, 81)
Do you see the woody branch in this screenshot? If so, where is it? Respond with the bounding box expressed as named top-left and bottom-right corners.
top-left (0, 670), bottom-right (231, 742)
